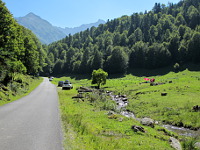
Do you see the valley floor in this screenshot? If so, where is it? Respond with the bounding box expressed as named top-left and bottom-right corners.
top-left (53, 69), bottom-right (200, 149)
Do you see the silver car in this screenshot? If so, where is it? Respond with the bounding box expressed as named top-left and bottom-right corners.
top-left (62, 80), bottom-right (73, 90)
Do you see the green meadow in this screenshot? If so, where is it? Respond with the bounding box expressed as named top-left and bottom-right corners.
top-left (52, 69), bottom-right (200, 149)
top-left (107, 70), bottom-right (200, 129)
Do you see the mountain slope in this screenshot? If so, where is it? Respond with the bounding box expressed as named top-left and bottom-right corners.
top-left (16, 13), bottom-right (66, 44)
top-left (16, 13), bottom-right (105, 44)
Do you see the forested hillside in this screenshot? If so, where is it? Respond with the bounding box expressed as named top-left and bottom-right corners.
top-left (0, 0), bottom-right (46, 85)
top-left (46, 0), bottom-right (200, 75)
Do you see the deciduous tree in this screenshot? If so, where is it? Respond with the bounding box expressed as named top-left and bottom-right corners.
top-left (91, 69), bottom-right (108, 89)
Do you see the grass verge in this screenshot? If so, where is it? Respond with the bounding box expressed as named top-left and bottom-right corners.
top-left (0, 75), bottom-right (43, 106)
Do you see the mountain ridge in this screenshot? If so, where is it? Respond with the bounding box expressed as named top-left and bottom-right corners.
top-left (16, 12), bottom-right (66, 44)
top-left (57, 19), bottom-right (106, 35)
top-left (15, 13), bottom-right (105, 44)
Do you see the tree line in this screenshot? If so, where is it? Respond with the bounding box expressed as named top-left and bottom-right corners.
top-left (0, 0), bottom-right (47, 85)
top-left (46, 0), bottom-right (200, 75)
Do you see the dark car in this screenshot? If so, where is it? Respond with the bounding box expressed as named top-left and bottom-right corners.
top-left (58, 81), bottom-right (64, 87)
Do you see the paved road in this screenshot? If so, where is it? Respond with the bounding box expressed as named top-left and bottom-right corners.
top-left (0, 78), bottom-right (63, 150)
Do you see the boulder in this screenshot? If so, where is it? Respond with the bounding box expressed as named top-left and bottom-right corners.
top-left (169, 137), bottom-right (182, 150)
top-left (118, 118), bottom-right (123, 122)
top-left (72, 93), bottom-right (84, 98)
top-left (131, 125), bottom-right (145, 133)
top-left (192, 105), bottom-right (200, 112)
top-left (78, 87), bottom-right (93, 92)
top-left (122, 98), bottom-right (128, 101)
top-left (161, 92), bottom-right (167, 96)
top-left (140, 117), bottom-right (155, 128)
top-left (195, 142), bottom-right (200, 149)
top-left (107, 111), bottom-right (115, 115)
top-left (120, 95), bottom-right (127, 98)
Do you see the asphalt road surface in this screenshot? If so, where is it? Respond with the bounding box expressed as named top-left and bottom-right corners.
top-left (0, 78), bottom-right (63, 150)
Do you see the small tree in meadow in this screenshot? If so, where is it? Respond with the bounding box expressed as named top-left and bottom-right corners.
top-left (91, 69), bottom-right (108, 89)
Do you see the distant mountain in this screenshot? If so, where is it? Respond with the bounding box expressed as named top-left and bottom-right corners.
top-left (15, 13), bottom-right (66, 44)
top-left (15, 13), bottom-right (105, 44)
top-left (57, 19), bottom-right (106, 35)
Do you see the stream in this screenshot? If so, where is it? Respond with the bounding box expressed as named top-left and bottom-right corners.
top-left (108, 91), bottom-right (200, 138)
top-left (162, 125), bottom-right (200, 137)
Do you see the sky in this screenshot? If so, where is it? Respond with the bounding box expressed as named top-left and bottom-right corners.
top-left (3, 0), bottom-right (181, 28)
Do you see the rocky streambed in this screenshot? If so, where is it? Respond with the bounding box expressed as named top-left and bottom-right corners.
top-left (73, 86), bottom-right (200, 149)
top-left (107, 90), bottom-right (200, 138)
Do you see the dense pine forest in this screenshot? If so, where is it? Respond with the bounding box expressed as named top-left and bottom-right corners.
top-left (46, 0), bottom-right (200, 75)
top-left (0, 0), bottom-right (47, 86)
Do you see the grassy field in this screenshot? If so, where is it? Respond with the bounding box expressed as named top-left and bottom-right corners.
top-left (0, 75), bottom-right (43, 106)
top-left (56, 87), bottom-right (175, 149)
top-left (51, 69), bottom-right (200, 150)
top-left (107, 70), bottom-right (200, 130)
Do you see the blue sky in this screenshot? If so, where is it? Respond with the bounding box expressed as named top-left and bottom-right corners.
top-left (3, 0), bottom-right (180, 28)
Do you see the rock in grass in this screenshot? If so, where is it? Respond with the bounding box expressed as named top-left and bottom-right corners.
top-left (118, 117), bottom-right (123, 122)
top-left (78, 87), bottom-right (93, 92)
top-left (140, 117), bottom-right (155, 128)
top-left (192, 105), bottom-right (200, 112)
top-left (161, 92), bottom-right (167, 96)
top-left (169, 137), bottom-right (182, 150)
top-left (107, 111), bottom-right (115, 115)
top-left (131, 125), bottom-right (145, 133)
top-left (108, 114), bottom-right (118, 119)
top-left (72, 93), bottom-right (84, 98)
top-left (194, 142), bottom-right (200, 149)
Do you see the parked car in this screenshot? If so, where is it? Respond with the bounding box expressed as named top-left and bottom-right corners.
top-left (58, 81), bottom-right (64, 87)
top-left (62, 80), bottom-right (73, 90)
top-left (49, 77), bottom-right (53, 81)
